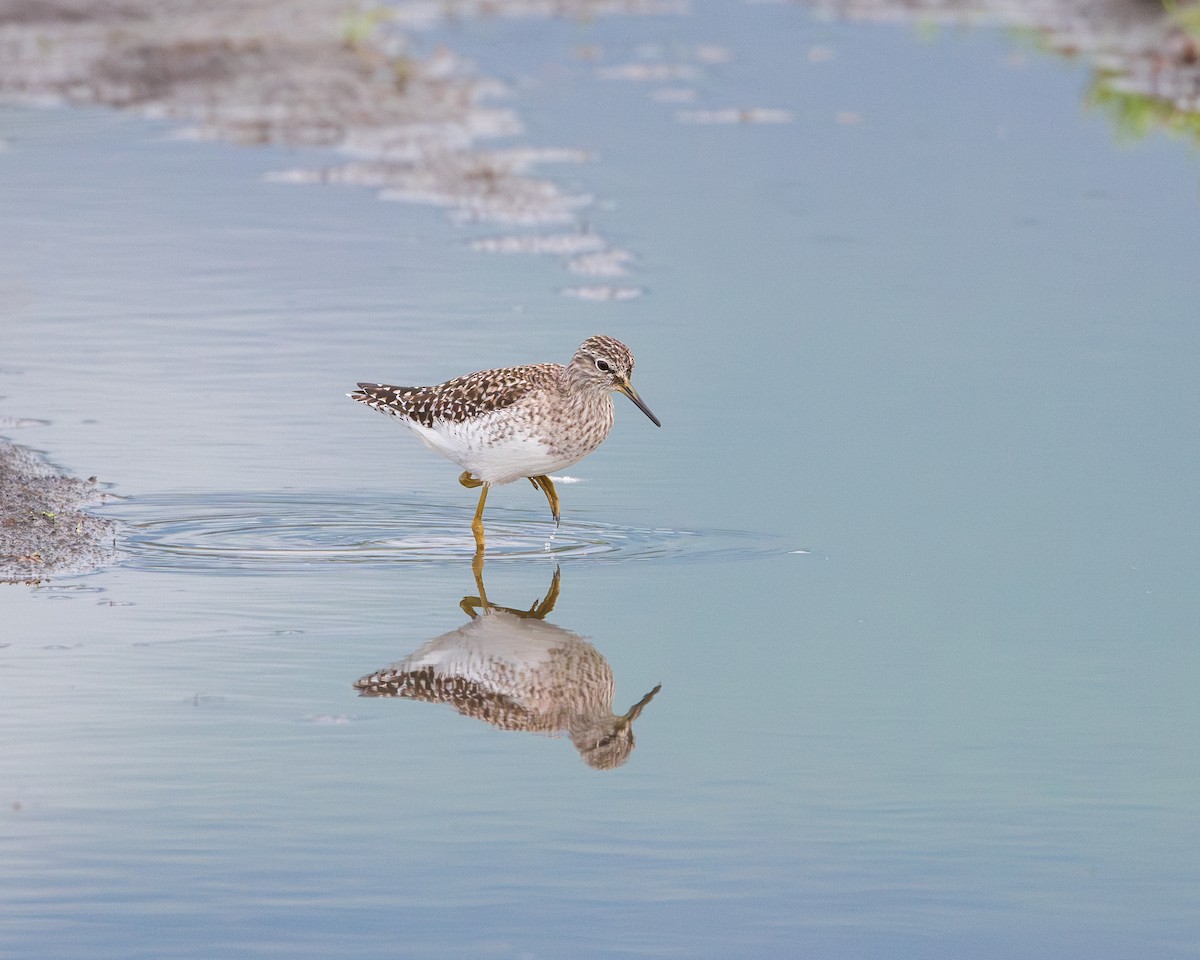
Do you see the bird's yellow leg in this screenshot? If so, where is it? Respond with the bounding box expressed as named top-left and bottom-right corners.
top-left (529, 474), bottom-right (560, 526)
top-left (470, 484), bottom-right (489, 553)
top-left (458, 472), bottom-right (488, 553)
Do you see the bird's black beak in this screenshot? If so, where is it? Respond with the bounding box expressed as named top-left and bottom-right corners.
top-left (616, 380), bottom-right (661, 427)
top-left (619, 684), bottom-right (663, 724)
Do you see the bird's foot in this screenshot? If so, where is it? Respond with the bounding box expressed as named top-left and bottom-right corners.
top-left (529, 475), bottom-right (561, 526)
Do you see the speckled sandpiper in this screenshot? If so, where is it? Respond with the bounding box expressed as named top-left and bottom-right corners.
top-left (349, 335), bottom-right (660, 551)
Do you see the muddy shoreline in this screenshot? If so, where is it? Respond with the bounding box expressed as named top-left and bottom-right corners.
top-left (813, 0), bottom-right (1200, 140)
top-left (0, 436), bottom-right (117, 584)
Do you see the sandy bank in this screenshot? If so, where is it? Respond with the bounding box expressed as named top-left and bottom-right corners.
top-left (0, 437), bottom-right (117, 584)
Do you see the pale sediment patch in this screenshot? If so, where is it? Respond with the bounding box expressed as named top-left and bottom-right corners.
top-left (389, 0), bottom-right (691, 29)
top-left (676, 107), bottom-right (793, 124)
top-left (0, 0), bottom-right (673, 291)
top-left (567, 249), bottom-right (635, 277)
top-left (0, 437), bottom-right (118, 584)
top-left (560, 285), bottom-right (644, 301)
top-left (596, 63), bottom-right (699, 82)
top-left (470, 231), bottom-right (608, 255)
top-left (471, 229), bottom-right (628, 275)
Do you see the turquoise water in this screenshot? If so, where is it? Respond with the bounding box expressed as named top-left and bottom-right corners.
top-left (3, 3), bottom-right (1200, 957)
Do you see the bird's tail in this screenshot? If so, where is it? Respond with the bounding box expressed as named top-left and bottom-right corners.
top-left (348, 382), bottom-right (417, 413)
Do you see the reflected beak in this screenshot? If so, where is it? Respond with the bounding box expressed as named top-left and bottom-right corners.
top-left (616, 380), bottom-right (662, 427)
top-left (619, 683), bottom-right (662, 725)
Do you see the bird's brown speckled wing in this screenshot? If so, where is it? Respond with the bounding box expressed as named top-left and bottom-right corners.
top-left (350, 363), bottom-right (561, 427)
top-left (354, 666), bottom-right (548, 731)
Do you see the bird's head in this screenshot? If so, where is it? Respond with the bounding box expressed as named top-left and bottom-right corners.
top-left (570, 335), bottom-right (661, 427)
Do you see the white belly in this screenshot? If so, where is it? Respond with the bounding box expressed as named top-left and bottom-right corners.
top-left (407, 418), bottom-right (585, 485)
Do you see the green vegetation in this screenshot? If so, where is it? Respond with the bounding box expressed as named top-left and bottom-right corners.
top-left (1087, 73), bottom-right (1200, 146)
top-left (338, 6), bottom-right (392, 49)
top-left (1164, 0), bottom-right (1200, 39)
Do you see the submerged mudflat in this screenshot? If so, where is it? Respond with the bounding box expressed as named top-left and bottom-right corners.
top-left (0, 437), bottom-right (115, 583)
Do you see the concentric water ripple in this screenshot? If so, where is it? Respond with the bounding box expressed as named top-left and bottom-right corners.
top-left (101, 493), bottom-right (793, 574)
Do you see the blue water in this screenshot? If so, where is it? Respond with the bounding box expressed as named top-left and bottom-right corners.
top-left (3, 2), bottom-right (1199, 958)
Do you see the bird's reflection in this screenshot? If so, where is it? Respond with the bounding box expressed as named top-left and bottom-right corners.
top-left (354, 562), bottom-right (661, 770)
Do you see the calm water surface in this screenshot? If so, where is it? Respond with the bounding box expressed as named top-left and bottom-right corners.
top-left (3, 2), bottom-right (1199, 958)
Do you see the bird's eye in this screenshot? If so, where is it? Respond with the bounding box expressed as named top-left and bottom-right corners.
top-left (595, 359), bottom-right (612, 373)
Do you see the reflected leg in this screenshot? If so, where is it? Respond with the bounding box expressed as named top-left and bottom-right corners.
top-left (527, 565), bottom-right (561, 619)
top-left (462, 549), bottom-right (490, 616)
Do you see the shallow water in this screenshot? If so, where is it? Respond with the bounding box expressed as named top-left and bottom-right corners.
top-left (113, 492), bottom-right (788, 571)
top-left (3, 2), bottom-right (1200, 958)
